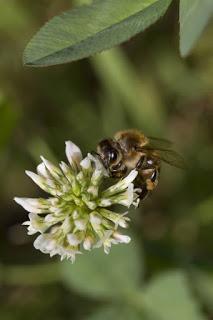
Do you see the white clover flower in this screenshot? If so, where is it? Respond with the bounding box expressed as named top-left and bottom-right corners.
top-left (14, 141), bottom-right (139, 262)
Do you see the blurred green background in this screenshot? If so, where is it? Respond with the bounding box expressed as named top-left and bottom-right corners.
top-left (1, 1), bottom-right (213, 319)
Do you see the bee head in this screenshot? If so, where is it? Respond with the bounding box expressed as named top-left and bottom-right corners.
top-left (97, 139), bottom-right (127, 178)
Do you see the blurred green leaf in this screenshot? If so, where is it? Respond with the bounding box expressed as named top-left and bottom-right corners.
top-left (87, 305), bottom-right (142, 320)
top-left (23, 0), bottom-right (172, 66)
top-left (0, 1), bottom-right (30, 35)
top-left (27, 137), bottom-right (57, 163)
top-left (0, 95), bottom-right (19, 150)
top-left (143, 270), bottom-right (206, 320)
top-left (1, 263), bottom-right (60, 286)
top-left (61, 234), bottom-right (143, 299)
top-left (192, 271), bottom-right (213, 313)
top-left (74, 0), bottom-right (92, 4)
top-left (179, 0), bottom-right (213, 57)
top-left (195, 197), bottom-right (213, 225)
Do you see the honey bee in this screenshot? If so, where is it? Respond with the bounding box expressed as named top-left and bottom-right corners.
top-left (97, 129), bottom-right (185, 201)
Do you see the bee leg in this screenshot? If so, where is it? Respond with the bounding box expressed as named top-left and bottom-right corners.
top-left (135, 156), bottom-right (149, 200)
top-left (146, 179), bottom-right (156, 191)
top-left (134, 173), bottom-right (150, 202)
top-left (151, 168), bottom-right (160, 186)
top-left (136, 155), bottom-right (146, 169)
top-left (138, 173), bottom-right (156, 201)
top-left (146, 168), bottom-right (159, 191)
top-left (139, 171), bottom-right (158, 202)
top-left (135, 155), bottom-right (160, 202)
top-left (139, 187), bottom-right (149, 201)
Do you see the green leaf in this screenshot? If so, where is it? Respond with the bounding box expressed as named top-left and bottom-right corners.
top-left (61, 234), bottom-right (143, 299)
top-left (179, 0), bottom-right (213, 57)
top-left (86, 305), bottom-right (143, 320)
top-left (143, 270), bottom-right (206, 320)
top-left (23, 0), bottom-right (172, 67)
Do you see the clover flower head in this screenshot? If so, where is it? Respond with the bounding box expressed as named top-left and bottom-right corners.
top-left (14, 141), bottom-right (139, 262)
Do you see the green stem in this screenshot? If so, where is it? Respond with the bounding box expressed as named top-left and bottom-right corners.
top-left (92, 48), bottom-right (166, 135)
top-left (74, 0), bottom-right (166, 135)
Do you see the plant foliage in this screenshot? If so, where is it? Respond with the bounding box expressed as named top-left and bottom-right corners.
top-left (23, 0), bottom-right (172, 66)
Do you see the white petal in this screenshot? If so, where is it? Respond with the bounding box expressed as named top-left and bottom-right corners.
top-left (83, 236), bottom-right (93, 250)
top-left (44, 214), bottom-right (55, 222)
top-left (102, 169), bottom-right (138, 197)
top-left (59, 161), bottom-right (70, 175)
top-left (26, 170), bottom-right (45, 186)
top-left (123, 169), bottom-right (138, 185)
top-left (25, 170), bottom-right (59, 196)
top-left (80, 157), bottom-right (91, 170)
top-left (49, 206), bottom-right (61, 215)
top-left (100, 209), bottom-right (129, 228)
top-left (113, 232), bottom-right (131, 244)
top-left (88, 153), bottom-right (106, 172)
top-left (40, 156), bottom-right (62, 179)
top-left (61, 216), bottom-right (72, 234)
top-left (104, 243), bottom-right (112, 254)
top-left (87, 186), bottom-right (98, 197)
top-left (27, 212), bottom-right (49, 234)
top-left (44, 214), bottom-right (63, 224)
top-left (74, 219), bottom-right (87, 231)
top-left (91, 169), bottom-right (103, 186)
top-left (98, 199), bottom-right (112, 207)
top-left (58, 247), bottom-right (81, 262)
top-left (23, 214), bottom-right (40, 235)
top-left (67, 233), bottom-right (82, 246)
top-left (133, 198), bottom-right (140, 208)
top-left (26, 226), bottom-right (38, 235)
top-left (75, 171), bottom-right (84, 185)
top-left (65, 141), bottom-right (82, 168)
top-left (117, 219), bottom-right (128, 228)
top-left (100, 183), bottom-right (135, 208)
top-left (72, 210), bottom-right (79, 219)
top-left (48, 198), bottom-right (59, 206)
top-left (59, 161), bottom-right (75, 185)
top-left (94, 230), bottom-right (113, 249)
top-left (14, 197), bottom-right (45, 213)
top-left (90, 212), bottom-right (102, 225)
top-left (34, 234), bottom-right (56, 253)
top-left (22, 221), bottom-right (30, 226)
top-left (37, 163), bottom-right (49, 178)
top-left (82, 198), bottom-right (97, 210)
top-left (117, 183), bottom-right (134, 208)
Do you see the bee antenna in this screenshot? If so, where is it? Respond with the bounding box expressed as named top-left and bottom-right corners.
top-left (91, 151), bottom-right (102, 162)
top-left (91, 151), bottom-right (99, 157)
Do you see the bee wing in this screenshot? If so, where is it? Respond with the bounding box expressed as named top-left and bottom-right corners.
top-left (136, 145), bottom-right (186, 169)
top-left (148, 137), bottom-right (174, 149)
top-left (156, 149), bottom-right (187, 169)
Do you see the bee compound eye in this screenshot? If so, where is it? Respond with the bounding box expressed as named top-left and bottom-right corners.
top-left (109, 149), bottom-right (118, 161)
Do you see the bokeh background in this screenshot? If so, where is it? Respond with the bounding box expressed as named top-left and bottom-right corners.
top-left (1, 1), bottom-right (213, 319)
